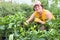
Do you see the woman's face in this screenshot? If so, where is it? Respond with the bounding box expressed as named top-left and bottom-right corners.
top-left (34, 5), bottom-right (43, 13)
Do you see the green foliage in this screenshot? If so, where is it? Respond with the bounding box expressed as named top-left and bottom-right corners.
top-left (0, 2), bottom-right (33, 17)
top-left (40, 0), bottom-right (48, 9)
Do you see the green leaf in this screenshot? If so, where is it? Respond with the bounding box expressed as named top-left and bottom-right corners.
top-left (9, 34), bottom-right (14, 40)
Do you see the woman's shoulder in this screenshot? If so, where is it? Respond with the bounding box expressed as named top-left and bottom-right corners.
top-left (43, 9), bottom-right (51, 14)
top-left (33, 11), bottom-right (38, 15)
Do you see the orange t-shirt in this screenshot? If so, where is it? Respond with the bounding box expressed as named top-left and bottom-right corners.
top-left (34, 9), bottom-right (55, 22)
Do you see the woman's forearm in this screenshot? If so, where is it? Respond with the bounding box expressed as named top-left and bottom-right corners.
top-left (39, 20), bottom-right (45, 24)
top-left (26, 18), bottom-right (33, 23)
top-left (26, 13), bottom-right (35, 23)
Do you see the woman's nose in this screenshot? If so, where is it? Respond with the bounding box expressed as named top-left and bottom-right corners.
top-left (36, 7), bottom-right (39, 9)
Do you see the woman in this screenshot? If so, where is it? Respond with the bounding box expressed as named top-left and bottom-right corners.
top-left (25, 1), bottom-right (55, 30)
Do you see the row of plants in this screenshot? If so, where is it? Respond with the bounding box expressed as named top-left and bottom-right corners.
top-left (0, 12), bottom-right (60, 40)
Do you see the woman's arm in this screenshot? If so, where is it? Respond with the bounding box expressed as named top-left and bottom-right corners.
top-left (46, 10), bottom-right (54, 21)
top-left (34, 18), bottom-right (45, 24)
top-left (39, 20), bottom-right (45, 24)
top-left (26, 13), bottom-right (35, 23)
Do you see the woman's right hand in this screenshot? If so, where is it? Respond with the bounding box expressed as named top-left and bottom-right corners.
top-left (34, 18), bottom-right (41, 22)
top-left (24, 21), bottom-right (29, 26)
